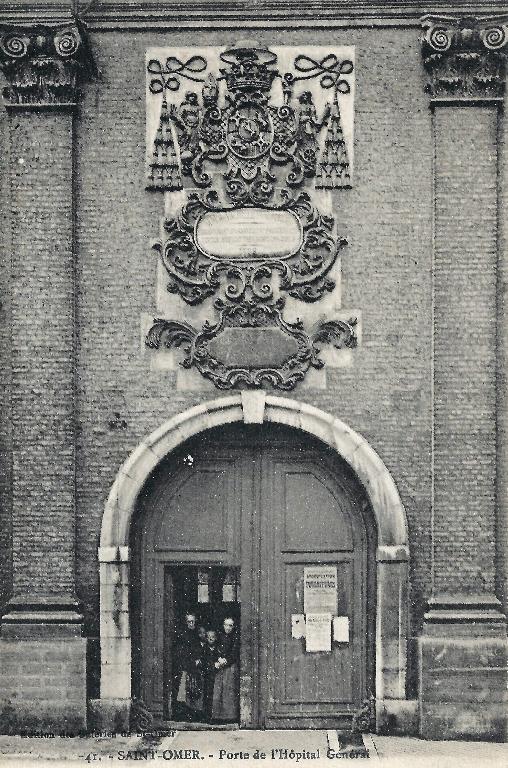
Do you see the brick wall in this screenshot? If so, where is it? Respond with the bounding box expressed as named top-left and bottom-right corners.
top-left (433, 106), bottom-right (498, 595)
top-left (497, 94), bottom-right (508, 613)
top-left (73, 25), bottom-right (433, 691)
top-left (9, 109), bottom-right (76, 598)
top-left (3, 22), bottom-right (502, 699)
top-left (0, 9), bottom-right (503, 739)
top-left (0, 638), bottom-right (87, 734)
top-left (0, 85), bottom-right (12, 612)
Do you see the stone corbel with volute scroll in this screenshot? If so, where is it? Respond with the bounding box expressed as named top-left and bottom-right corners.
top-left (0, 20), bottom-right (95, 107)
top-left (421, 15), bottom-right (507, 101)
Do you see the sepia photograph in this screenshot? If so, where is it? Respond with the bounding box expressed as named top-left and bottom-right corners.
top-left (0, 0), bottom-right (507, 765)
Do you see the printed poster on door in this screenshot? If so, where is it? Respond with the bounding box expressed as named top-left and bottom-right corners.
top-left (303, 565), bottom-right (337, 614)
top-left (305, 613), bottom-right (332, 652)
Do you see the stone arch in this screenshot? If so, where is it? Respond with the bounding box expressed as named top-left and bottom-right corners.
top-left (98, 392), bottom-right (409, 726)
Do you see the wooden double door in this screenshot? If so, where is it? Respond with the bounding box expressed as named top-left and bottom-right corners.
top-left (132, 424), bottom-right (376, 728)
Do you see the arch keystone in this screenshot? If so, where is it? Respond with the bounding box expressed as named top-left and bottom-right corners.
top-left (241, 390), bottom-right (266, 424)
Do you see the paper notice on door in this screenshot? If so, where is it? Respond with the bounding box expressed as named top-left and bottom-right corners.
top-left (305, 613), bottom-right (332, 652)
top-left (304, 566), bottom-right (337, 614)
top-left (291, 614), bottom-right (306, 639)
top-left (333, 615), bottom-right (350, 643)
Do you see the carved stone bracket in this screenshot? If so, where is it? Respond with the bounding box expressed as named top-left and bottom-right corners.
top-left (421, 15), bottom-right (507, 100)
top-left (146, 298), bottom-right (357, 391)
top-left (0, 21), bottom-right (95, 106)
top-left (351, 694), bottom-right (376, 734)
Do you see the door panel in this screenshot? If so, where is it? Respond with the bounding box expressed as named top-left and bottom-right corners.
top-left (154, 468), bottom-right (230, 552)
top-left (137, 451), bottom-right (245, 716)
top-left (282, 469), bottom-right (354, 551)
top-left (260, 454), bottom-right (370, 727)
top-left (279, 561), bottom-right (354, 706)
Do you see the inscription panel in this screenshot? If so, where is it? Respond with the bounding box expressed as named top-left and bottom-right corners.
top-left (195, 208), bottom-right (303, 260)
top-left (207, 327), bottom-right (300, 368)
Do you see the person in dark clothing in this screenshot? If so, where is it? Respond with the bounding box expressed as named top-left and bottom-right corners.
top-left (197, 624), bottom-right (207, 648)
top-left (174, 613), bottom-right (202, 720)
top-left (189, 624), bottom-right (207, 721)
top-left (201, 629), bottom-right (221, 723)
top-left (211, 616), bottom-right (240, 722)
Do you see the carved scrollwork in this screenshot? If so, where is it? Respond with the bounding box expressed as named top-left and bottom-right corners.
top-left (146, 298), bottom-right (357, 391)
top-left (155, 189), bottom-right (345, 306)
top-left (225, 169), bottom-right (276, 206)
top-left (54, 28), bottom-right (81, 59)
top-left (289, 53), bottom-right (354, 95)
top-left (421, 16), bottom-right (507, 99)
top-left (0, 22), bottom-right (95, 106)
top-left (147, 55), bottom-right (207, 94)
top-left (0, 32), bottom-right (30, 60)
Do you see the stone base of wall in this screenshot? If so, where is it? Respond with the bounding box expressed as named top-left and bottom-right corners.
top-left (88, 699), bottom-right (130, 733)
top-left (418, 601), bottom-right (507, 741)
top-left (0, 637), bottom-right (87, 734)
top-left (376, 699), bottom-right (418, 736)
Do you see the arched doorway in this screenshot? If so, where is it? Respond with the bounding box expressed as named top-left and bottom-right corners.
top-left (98, 393), bottom-right (409, 730)
top-left (130, 423), bottom-right (377, 728)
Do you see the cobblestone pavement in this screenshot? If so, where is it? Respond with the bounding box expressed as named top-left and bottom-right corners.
top-left (0, 731), bottom-right (506, 767)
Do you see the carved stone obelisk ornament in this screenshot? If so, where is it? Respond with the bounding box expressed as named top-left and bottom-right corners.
top-left (146, 93), bottom-right (182, 191)
top-left (316, 99), bottom-right (350, 188)
top-left (145, 42), bottom-right (357, 390)
top-left (419, 16), bottom-right (508, 741)
top-left (0, 22), bottom-right (94, 734)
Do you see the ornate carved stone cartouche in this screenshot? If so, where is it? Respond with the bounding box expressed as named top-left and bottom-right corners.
top-left (145, 42), bottom-right (357, 390)
top-left (0, 22), bottom-right (95, 106)
top-left (147, 298), bottom-right (357, 392)
top-left (421, 16), bottom-right (507, 100)
top-left (156, 189), bottom-right (346, 306)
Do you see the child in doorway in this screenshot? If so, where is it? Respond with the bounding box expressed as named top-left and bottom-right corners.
top-left (201, 628), bottom-right (221, 723)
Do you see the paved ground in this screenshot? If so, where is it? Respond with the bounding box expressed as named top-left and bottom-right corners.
top-left (0, 730), bottom-right (506, 767)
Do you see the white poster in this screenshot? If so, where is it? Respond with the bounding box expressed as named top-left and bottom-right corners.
top-left (303, 566), bottom-right (338, 614)
top-left (197, 584), bottom-right (209, 603)
top-left (305, 613), bottom-right (332, 652)
top-left (197, 570), bottom-right (209, 603)
top-left (291, 614), bottom-right (306, 639)
top-left (333, 616), bottom-right (350, 643)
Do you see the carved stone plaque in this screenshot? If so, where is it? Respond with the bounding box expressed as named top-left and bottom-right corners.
top-left (145, 42), bottom-right (358, 390)
top-left (195, 208), bottom-right (302, 260)
top-left (207, 327), bottom-right (300, 367)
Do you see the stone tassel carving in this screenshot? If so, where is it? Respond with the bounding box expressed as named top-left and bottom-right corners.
top-left (147, 93), bottom-right (182, 191)
top-left (316, 98), bottom-right (350, 189)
